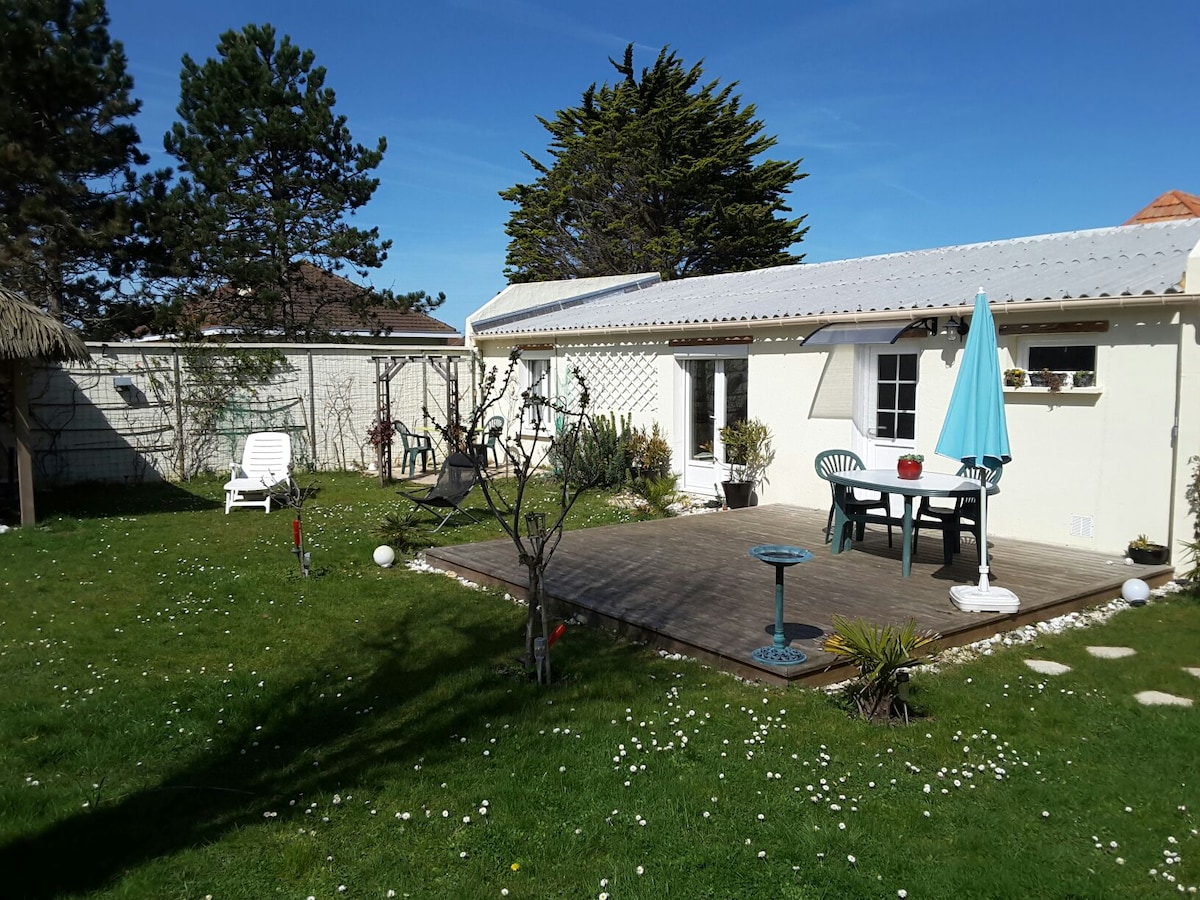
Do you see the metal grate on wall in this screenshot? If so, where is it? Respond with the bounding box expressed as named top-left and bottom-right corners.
top-left (1068, 514), bottom-right (1095, 539)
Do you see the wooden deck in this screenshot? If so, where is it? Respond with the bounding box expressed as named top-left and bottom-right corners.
top-left (425, 506), bottom-right (1175, 686)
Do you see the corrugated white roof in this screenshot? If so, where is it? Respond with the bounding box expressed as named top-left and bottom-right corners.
top-left (472, 221), bottom-right (1200, 336)
top-left (468, 272), bottom-right (660, 328)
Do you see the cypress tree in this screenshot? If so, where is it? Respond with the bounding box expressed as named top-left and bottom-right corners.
top-left (501, 45), bottom-right (808, 284)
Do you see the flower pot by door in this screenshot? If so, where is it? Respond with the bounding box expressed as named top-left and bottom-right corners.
top-left (897, 459), bottom-right (922, 480)
top-left (722, 481), bottom-right (753, 509)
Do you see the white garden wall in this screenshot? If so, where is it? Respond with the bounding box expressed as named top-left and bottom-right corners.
top-left (13, 342), bottom-right (472, 486)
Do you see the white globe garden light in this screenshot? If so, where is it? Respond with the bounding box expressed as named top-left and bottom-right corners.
top-left (373, 545), bottom-right (396, 568)
top-left (1121, 578), bottom-right (1150, 606)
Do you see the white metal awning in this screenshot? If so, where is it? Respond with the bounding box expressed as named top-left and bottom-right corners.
top-left (799, 317), bottom-right (937, 346)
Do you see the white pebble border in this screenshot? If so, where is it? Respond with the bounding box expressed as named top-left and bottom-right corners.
top-left (924, 580), bottom-right (1188, 673)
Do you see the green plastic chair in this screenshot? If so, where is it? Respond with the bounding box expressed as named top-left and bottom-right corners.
top-left (483, 415), bottom-right (505, 467)
top-left (395, 422), bottom-right (436, 479)
top-left (912, 463), bottom-right (1003, 562)
top-left (813, 449), bottom-right (893, 547)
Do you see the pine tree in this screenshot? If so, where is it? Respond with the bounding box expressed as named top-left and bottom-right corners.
top-left (501, 46), bottom-right (808, 284)
top-left (0, 0), bottom-right (148, 331)
top-left (153, 23), bottom-right (438, 339)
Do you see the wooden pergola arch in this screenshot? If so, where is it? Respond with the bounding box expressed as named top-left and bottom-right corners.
top-left (372, 353), bottom-right (466, 486)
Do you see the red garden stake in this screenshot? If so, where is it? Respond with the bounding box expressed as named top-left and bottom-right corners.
top-left (291, 517), bottom-right (309, 577)
top-left (548, 622), bottom-right (567, 647)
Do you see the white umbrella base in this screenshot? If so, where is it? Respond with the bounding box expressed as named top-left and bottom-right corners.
top-left (950, 584), bottom-right (1020, 614)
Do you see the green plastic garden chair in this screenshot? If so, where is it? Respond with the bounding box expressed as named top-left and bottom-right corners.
top-left (395, 421), bottom-right (436, 479)
top-left (912, 463), bottom-right (1002, 563)
top-left (814, 449), bottom-right (893, 547)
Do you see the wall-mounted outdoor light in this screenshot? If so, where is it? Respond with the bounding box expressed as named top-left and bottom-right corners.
top-left (945, 315), bottom-right (970, 342)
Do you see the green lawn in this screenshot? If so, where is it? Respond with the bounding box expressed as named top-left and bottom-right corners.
top-left (1, 473), bottom-right (1196, 899)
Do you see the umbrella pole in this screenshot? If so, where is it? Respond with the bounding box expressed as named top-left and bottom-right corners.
top-left (976, 475), bottom-right (991, 592)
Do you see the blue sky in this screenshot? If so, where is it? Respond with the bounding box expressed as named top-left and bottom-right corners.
top-left (106, 0), bottom-right (1200, 332)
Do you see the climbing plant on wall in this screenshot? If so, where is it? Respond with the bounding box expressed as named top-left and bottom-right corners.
top-left (146, 345), bottom-right (290, 478)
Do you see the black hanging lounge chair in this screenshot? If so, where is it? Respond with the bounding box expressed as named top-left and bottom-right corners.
top-left (400, 452), bottom-right (480, 532)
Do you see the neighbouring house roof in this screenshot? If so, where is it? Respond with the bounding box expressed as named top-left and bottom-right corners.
top-left (189, 264), bottom-right (460, 341)
top-left (1124, 190), bottom-right (1200, 225)
top-left (469, 219), bottom-right (1200, 337)
top-left (0, 287), bottom-right (90, 363)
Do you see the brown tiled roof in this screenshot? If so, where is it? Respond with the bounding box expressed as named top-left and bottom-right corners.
top-left (191, 263), bottom-right (457, 338)
top-left (1123, 190), bottom-right (1200, 225)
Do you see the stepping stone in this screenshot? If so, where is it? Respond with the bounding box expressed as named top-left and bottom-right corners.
top-left (1025, 659), bottom-right (1072, 675)
top-left (1134, 691), bottom-right (1193, 708)
top-left (1087, 646), bottom-right (1137, 659)
top-left (1185, 668), bottom-right (1200, 679)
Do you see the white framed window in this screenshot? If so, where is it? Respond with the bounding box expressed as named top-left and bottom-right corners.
top-left (1016, 337), bottom-right (1098, 388)
top-left (520, 354), bottom-right (551, 430)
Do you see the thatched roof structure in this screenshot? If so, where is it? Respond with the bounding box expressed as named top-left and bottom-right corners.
top-left (1, 286), bottom-right (91, 527)
top-left (0, 287), bottom-right (90, 363)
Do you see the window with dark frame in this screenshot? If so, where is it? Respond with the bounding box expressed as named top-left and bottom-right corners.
top-left (1026, 345), bottom-right (1097, 372)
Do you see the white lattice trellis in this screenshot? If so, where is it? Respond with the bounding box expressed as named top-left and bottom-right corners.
top-left (564, 349), bottom-right (658, 415)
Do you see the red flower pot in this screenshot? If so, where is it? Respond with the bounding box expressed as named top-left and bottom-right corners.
top-left (897, 459), bottom-right (922, 480)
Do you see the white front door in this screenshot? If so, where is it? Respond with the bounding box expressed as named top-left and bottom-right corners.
top-left (678, 355), bottom-right (748, 495)
top-left (853, 346), bottom-right (919, 470)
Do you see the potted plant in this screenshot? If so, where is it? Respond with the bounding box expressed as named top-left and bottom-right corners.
top-left (897, 453), bottom-right (924, 480)
top-left (1072, 370), bottom-right (1095, 388)
top-left (1028, 368), bottom-right (1065, 392)
top-left (643, 423), bottom-right (672, 478)
top-left (718, 418), bottom-right (775, 509)
top-left (1127, 534), bottom-right (1169, 565)
top-left (1003, 368), bottom-right (1026, 388)
top-left (624, 426), bottom-right (648, 481)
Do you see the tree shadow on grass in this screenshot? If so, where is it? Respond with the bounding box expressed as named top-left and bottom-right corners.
top-left (37, 480), bottom-right (221, 519)
top-left (0, 600), bottom-right (569, 898)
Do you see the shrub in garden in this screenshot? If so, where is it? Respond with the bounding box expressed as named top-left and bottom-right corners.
top-left (823, 615), bottom-right (939, 721)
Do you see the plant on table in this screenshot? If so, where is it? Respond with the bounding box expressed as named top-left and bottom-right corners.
top-left (897, 452), bottom-right (924, 479)
top-left (822, 615), bottom-right (940, 721)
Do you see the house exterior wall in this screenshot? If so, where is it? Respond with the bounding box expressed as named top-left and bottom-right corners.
top-left (473, 298), bottom-right (1199, 557)
top-left (13, 342), bottom-right (472, 486)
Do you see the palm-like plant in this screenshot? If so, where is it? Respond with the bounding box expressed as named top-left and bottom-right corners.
top-left (823, 616), bottom-right (939, 720)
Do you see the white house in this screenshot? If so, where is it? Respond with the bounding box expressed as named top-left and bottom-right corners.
top-left (467, 212), bottom-right (1200, 559)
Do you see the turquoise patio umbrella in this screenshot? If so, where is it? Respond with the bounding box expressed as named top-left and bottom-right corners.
top-left (935, 289), bottom-right (1019, 613)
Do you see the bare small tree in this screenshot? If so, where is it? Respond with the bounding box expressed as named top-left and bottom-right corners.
top-left (427, 349), bottom-right (598, 682)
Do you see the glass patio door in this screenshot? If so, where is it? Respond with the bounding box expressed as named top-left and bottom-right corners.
top-left (680, 356), bottom-right (748, 495)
